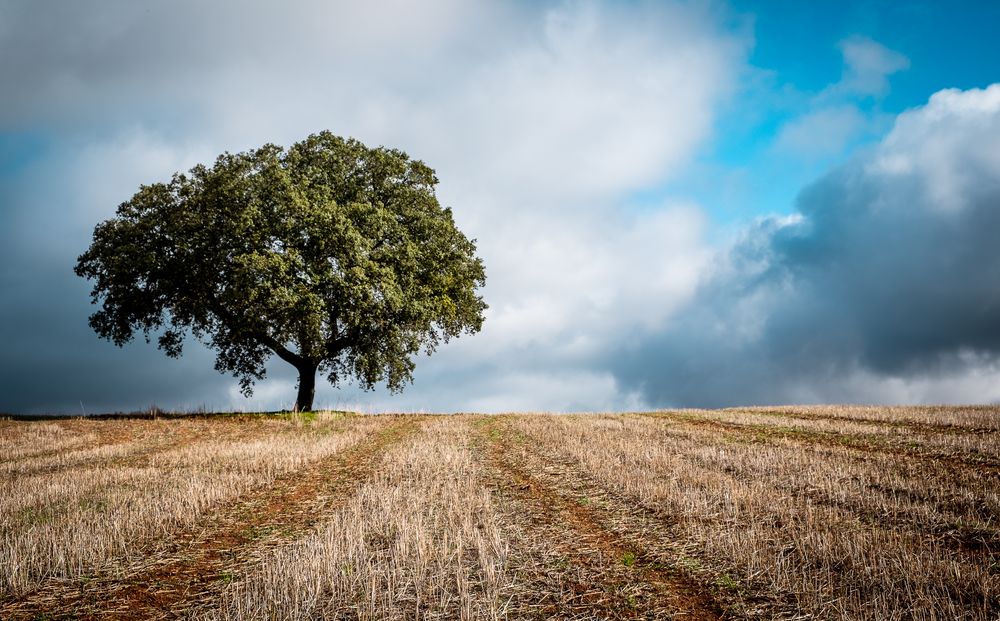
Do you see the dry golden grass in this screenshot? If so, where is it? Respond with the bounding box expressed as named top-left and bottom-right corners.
top-left (201, 417), bottom-right (513, 621)
top-left (507, 409), bottom-right (999, 620)
top-left (736, 404), bottom-right (1000, 431)
top-left (0, 413), bottom-right (378, 599)
top-left (1, 407), bottom-right (997, 620)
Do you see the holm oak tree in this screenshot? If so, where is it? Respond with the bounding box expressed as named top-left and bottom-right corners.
top-left (75, 132), bottom-right (487, 411)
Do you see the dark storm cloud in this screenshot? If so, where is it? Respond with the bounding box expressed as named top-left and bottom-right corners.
top-left (0, 132), bottom-right (215, 413)
top-left (614, 85), bottom-right (1000, 407)
top-left (0, 262), bottom-right (227, 413)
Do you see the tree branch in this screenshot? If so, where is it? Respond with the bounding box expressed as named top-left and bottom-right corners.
top-left (207, 295), bottom-right (303, 368)
top-left (325, 329), bottom-right (357, 360)
top-left (256, 330), bottom-right (305, 368)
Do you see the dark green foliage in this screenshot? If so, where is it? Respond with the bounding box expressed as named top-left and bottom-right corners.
top-left (75, 132), bottom-right (487, 409)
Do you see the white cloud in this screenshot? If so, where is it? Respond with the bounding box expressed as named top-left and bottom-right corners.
top-left (773, 105), bottom-right (866, 157)
top-left (833, 36), bottom-right (910, 98)
top-left (1, 0), bottom-right (747, 412)
top-left (872, 84), bottom-right (1000, 212)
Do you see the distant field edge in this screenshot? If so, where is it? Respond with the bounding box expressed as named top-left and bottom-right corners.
top-left (0, 409), bottom-right (363, 422)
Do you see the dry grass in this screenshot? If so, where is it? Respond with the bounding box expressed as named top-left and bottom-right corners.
top-left (675, 407), bottom-right (1000, 465)
top-left (201, 417), bottom-right (513, 621)
top-left (507, 409), bottom-right (999, 620)
top-left (0, 413), bottom-right (376, 599)
top-left (735, 404), bottom-right (1000, 431)
top-left (1, 407), bottom-right (997, 620)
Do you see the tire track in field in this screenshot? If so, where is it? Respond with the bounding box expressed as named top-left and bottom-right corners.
top-left (640, 411), bottom-right (1000, 471)
top-left (4, 418), bottom-right (249, 476)
top-left (3, 420), bottom-right (298, 535)
top-left (724, 407), bottom-right (1000, 436)
top-left (474, 416), bottom-right (724, 620)
top-left (504, 416), bottom-right (1000, 619)
top-left (4, 423), bottom-right (200, 478)
top-left (2, 415), bottom-right (421, 621)
top-left (1, 426), bottom-right (203, 540)
top-left (664, 429), bottom-right (1000, 559)
top-left (0, 419), bottom-right (141, 465)
top-left (615, 413), bottom-right (1000, 557)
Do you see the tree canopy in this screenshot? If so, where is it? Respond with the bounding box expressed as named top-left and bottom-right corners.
top-left (75, 132), bottom-right (487, 411)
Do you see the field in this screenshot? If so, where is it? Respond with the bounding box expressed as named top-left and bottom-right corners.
top-left (1, 407), bottom-right (998, 620)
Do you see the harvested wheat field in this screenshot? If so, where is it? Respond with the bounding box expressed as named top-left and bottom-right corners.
top-left (1, 407), bottom-right (997, 620)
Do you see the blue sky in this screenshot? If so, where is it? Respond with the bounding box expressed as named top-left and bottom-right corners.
top-left (692, 0), bottom-right (1000, 224)
top-left (3, 0), bottom-right (1000, 413)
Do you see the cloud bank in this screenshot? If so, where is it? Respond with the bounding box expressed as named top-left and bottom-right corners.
top-left (615, 85), bottom-right (1000, 406)
top-left (0, 0), bottom-right (743, 412)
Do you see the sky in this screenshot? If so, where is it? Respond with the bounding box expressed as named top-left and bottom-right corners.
top-left (3, 0), bottom-right (1000, 413)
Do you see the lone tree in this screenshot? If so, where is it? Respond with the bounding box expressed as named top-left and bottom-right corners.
top-left (75, 132), bottom-right (487, 411)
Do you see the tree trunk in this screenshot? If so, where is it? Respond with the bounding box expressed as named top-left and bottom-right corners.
top-left (294, 362), bottom-right (317, 412)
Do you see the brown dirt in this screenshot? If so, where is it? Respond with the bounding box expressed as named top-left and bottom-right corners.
top-left (474, 416), bottom-right (725, 620)
top-left (1, 415), bottom-right (420, 621)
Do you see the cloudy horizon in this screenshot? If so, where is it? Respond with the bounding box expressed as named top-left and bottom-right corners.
top-left (3, 0), bottom-right (1000, 414)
